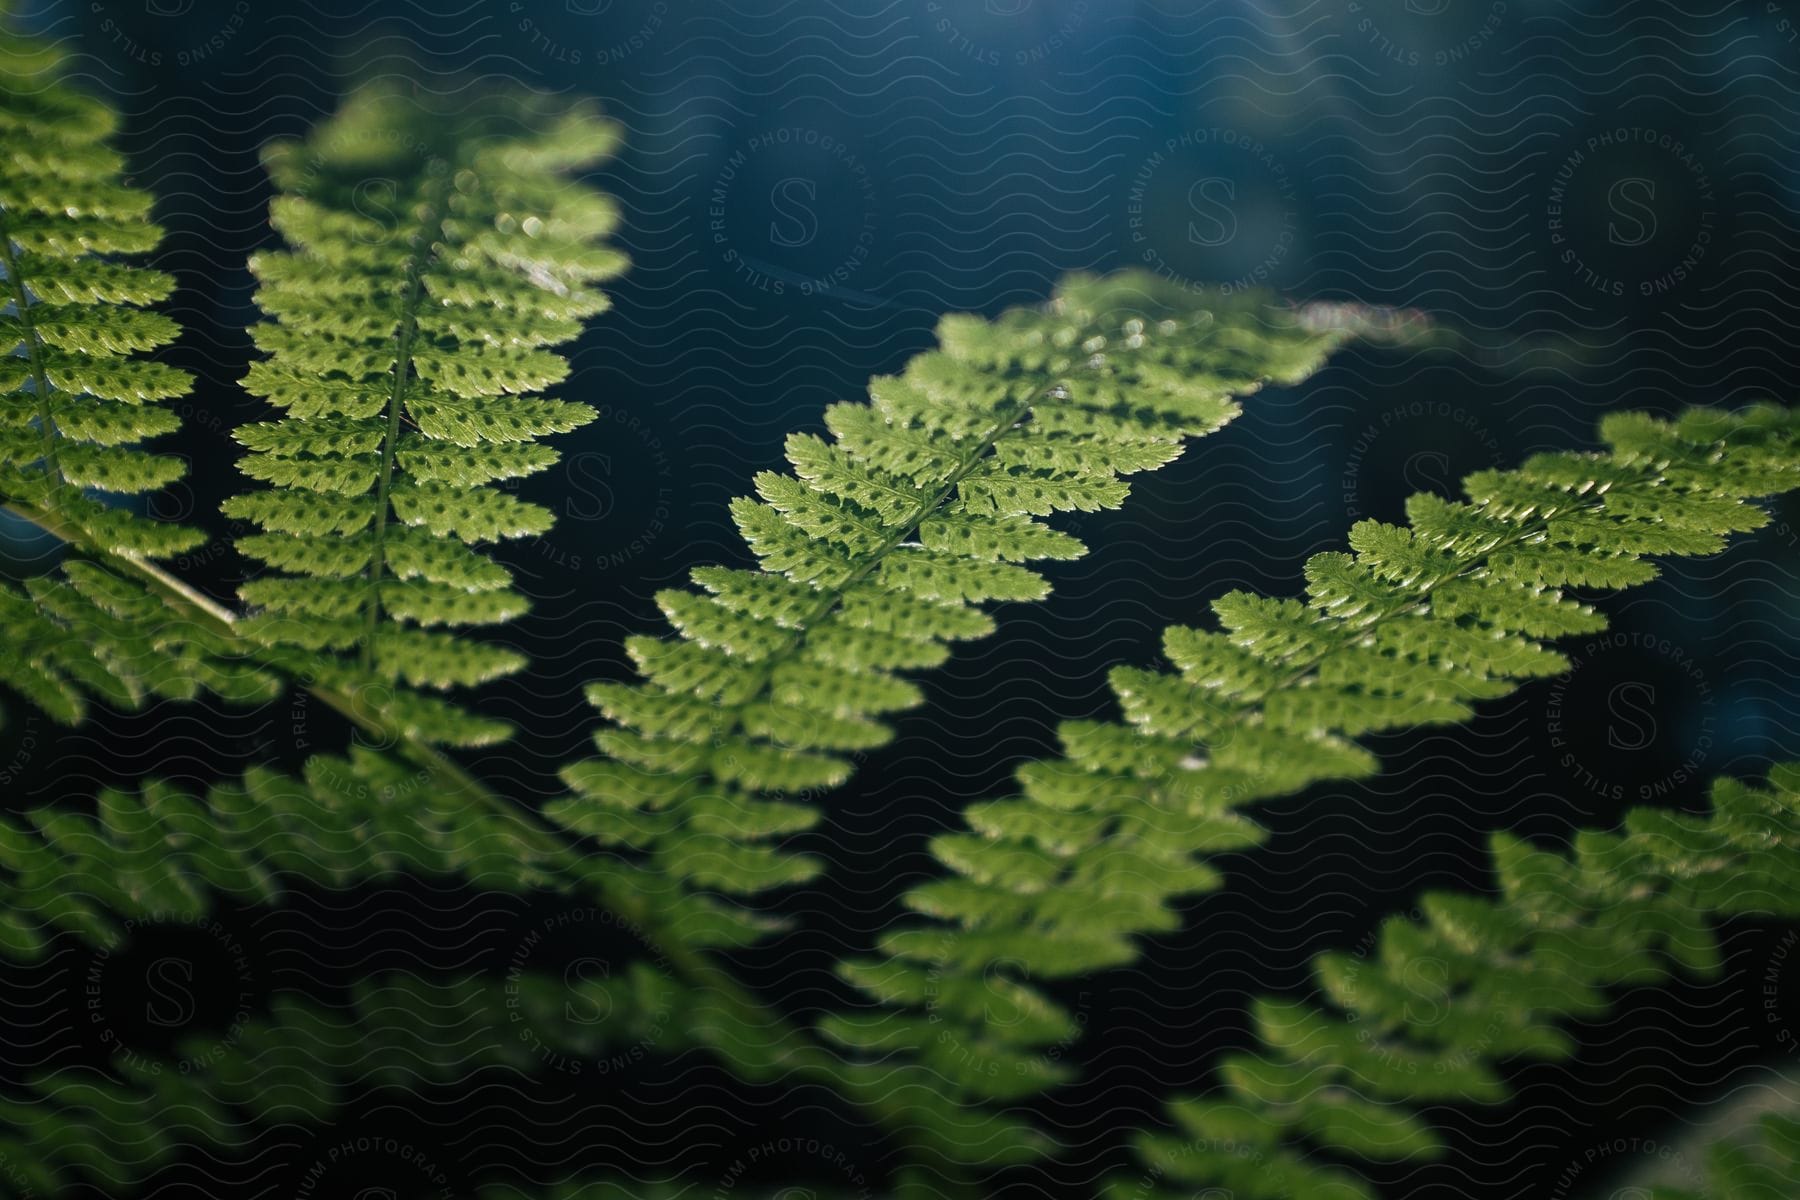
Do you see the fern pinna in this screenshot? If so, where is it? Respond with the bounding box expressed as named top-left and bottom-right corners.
top-left (823, 404), bottom-right (1800, 1169)
top-left (0, 971), bottom-right (687, 1196)
top-left (0, 750), bottom-right (562, 960)
top-left (556, 273), bottom-right (1349, 912)
top-left (0, 17), bottom-right (280, 721)
top-left (1125, 761), bottom-right (1800, 1200)
top-left (223, 84), bottom-right (624, 747)
top-left (0, 17), bottom-right (191, 547)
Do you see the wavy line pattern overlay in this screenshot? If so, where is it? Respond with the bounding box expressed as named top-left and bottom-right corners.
top-left (4, 1), bottom-right (1800, 1197)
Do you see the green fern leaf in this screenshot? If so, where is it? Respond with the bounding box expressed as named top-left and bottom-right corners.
top-left (227, 84), bottom-right (625, 745)
top-left (0, 749), bottom-right (586, 960)
top-left (0, 969), bottom-right (688, 1196)
top-left (0, 13), bottom-right (197, 553)
top-left (0, 742), bottom-right (790, 965)
top-left (827, 403), bottom-right (1800, 1151)
top-left (552, 272), bottom-right (1351, 924)
top-left (1125, 761), bottom-right (1800, 1198)
top-left (0, 562), bottom-right (278, 729)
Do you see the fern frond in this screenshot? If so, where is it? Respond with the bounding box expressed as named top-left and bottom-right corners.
top-left (0, 561), bottom-right (279, 727)
top-left (552, 272), bottom-right (1350, 914)
top-left (0, 746), bottom-right (922, 1172)
top-left (226, 83), bottom-right (625, 746)
top-left (0, 14), bottom-right (198, 555)
top-left (0, 970), bottom-right (687, 1197)
top-left (826, 404), bottom-right (1800, 1149)
top-left (0, 15), bottom-right (251, 725)
top-left (1116, 761), bottom-right (1800, 1199)
top-left (0, 748), bottom-right (571, 959)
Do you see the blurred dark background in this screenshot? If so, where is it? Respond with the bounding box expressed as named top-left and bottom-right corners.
top-left (5, 0), bottom-right (1800, 1196)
